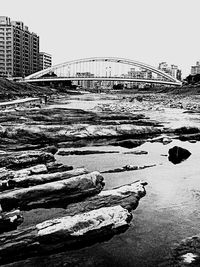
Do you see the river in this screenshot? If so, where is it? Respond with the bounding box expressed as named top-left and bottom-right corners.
top-left (51, 94), bottom-right (200, 266)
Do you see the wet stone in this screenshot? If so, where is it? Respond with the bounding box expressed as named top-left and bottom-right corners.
top-left (168, 146), bottom-right (191, 164)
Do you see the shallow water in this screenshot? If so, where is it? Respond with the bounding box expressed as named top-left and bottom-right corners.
top-left (50, 95), bottom-right (200, 129)
top-left (55, 139), bottom-right (200, 266)
top-left (53, 95), bottom-right (200, 266)
top-left (143, 108), bottom-right (200, 128)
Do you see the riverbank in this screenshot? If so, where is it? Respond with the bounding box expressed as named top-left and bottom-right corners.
top-left (0, 78), bottom-right (57, 100)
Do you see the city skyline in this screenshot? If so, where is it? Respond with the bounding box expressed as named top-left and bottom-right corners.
top-left (1, 0), bottom-right (200, 77)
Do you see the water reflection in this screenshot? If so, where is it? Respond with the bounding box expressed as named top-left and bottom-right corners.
top-left (53, 95), bottom-right (200, 266)
top-left (56, 140), bottom-right (200, 266)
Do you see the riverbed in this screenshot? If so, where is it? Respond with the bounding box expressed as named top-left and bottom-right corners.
top-left (40, 93), bottom-right (199, 266)
top-left (2, 91), bottom-right (200, 266)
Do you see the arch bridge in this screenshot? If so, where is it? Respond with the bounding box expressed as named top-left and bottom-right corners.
top-left (24, 57), bottom-right (182, 87)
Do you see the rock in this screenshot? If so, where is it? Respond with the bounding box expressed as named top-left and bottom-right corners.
top-left (179, 133), bottom-right (200, 141)
top-left (7, 144), bottom-right (42, 152)
top-left (0, 210), bottom-right (23, 234)
top-left (137, 164), bottom-right (156, 170)
top-left (135, 95), bottom-right (143, 102)
top-left (0, 206), bottom-right (131, 265)
top-left (148, 135), bottom-right (172, 144)
top-left (0, 172), bottom-right (104, 212)
top-left (57, 150), bottom-right (119, 156)
top-left (123, 150), bottom-right (148, 155)
top-left (2, 124), bottom-right (161, 144)
top-left (13, 164), bottom-right (48, 177)
top-left (175, 127), bottom-right (200, 135)
top-left (0, 168), bottom-right (14, 180)
top-left (162, 137), bottom-right (172, 145)
top-left (96, 113), bottom-right (145, 121)
top-left (189, 140), bottom-right (197, 143)
top-left (168, 146), bottom-right (191, 164)
top-left (28, 164), bottom-right (48, 175)
top-left (0, 150), bottom-right (55, 169)
top-left (102, 165), bottom-right (137, 173)
top-left (24, 180), bottom-right (147, 225)
top-left (102, 164), bottom-right (156, 173)
top-left (110, 139), bottom-right (144, 149)
top-left (46, 162), bottom-right (73, 173)
top-left (0, 165), bottom-right (48, 191)
top-left (40, 146), bottom-right (58, 155)
top-left (62, 180), bottom-right (147, 216)
top-left (0, 167), bottom-right (89, 191)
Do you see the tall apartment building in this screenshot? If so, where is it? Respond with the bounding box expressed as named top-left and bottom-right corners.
top-left (158, 62), bottom-right (182, 80)
top-left (191, 61), bottom-right (200, 75)
top-left (39, 52), bottom-right (52, 70)
top-left (0, 16), bottom-right (40, 77)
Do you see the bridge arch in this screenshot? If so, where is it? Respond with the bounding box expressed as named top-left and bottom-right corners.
top-left (24, 57), bottom-right (182, 86)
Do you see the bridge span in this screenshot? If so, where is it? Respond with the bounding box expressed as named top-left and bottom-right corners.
top-left (23, 57), bottom-right (182, 87)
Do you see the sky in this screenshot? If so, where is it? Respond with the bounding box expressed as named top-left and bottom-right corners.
top-left (1, 0), bottom-right (200, 77)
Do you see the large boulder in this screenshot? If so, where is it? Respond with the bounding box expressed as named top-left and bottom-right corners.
top-left (168, 146), bottom-right (191, 164)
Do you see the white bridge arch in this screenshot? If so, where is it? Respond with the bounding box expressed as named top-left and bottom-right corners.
top-left (24, 57), bottom-right (182, 86)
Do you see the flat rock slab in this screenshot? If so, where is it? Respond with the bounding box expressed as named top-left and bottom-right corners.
top-left (20, 180), bottom-right (147, 227)
top-left (63, 180), bottom-right (147, 216)
top-left (179, 133), bottom-right (200, 141)
top-left (0, 151), bottom-right (55, 169)
top-left (2, 124), bottom-right (162, 144)
top-left (0, 171), bottom-right (104, 212)
top-left (0, 206), bottom-right (131, 264)
top-left (45, 162), bottom-right (73, 173)
top-left (0, 164), bottom-right (48, 181)
top-left (123, 150), bottom-right (148, 155)
top-left (0, 167), bottom-right (89, 191)
top-left (102, 164), bottom-right (156, 173)
top-left (110, 139), bottom-right (144, 149)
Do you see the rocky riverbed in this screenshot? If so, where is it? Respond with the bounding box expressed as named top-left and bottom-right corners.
top-left (1, 88), bottom-right (200, 266)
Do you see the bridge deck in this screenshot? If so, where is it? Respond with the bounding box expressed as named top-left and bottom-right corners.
top-left (22, 77), bottom-right (182, 86)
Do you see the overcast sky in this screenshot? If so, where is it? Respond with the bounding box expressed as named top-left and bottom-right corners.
top-left (1, 0), bottom-right (200, 77)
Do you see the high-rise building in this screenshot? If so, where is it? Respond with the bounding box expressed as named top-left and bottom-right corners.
top-left (191, 61), bottom-right (200, 75)
top-left (158, 62), bottom-right (182, 80)
top-left (39, 52), bottom-right (52, 70)
top-left (127, 68), bottom-right (152, 79)
top-left (0, 16), bottom-right (40, 78)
